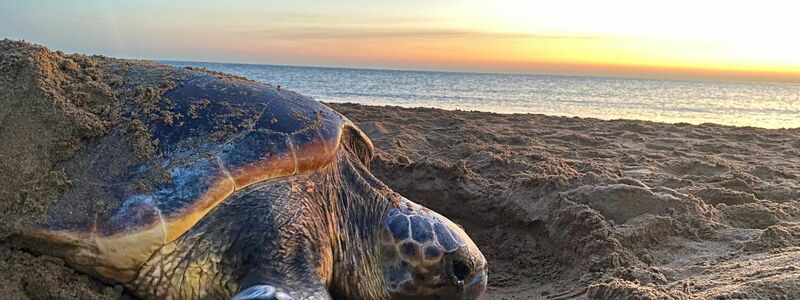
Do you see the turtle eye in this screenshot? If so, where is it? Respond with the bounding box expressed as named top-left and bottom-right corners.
top-left (452, 259), bottom-right (471, 281)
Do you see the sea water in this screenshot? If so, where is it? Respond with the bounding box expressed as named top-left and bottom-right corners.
top-left (165, 61), bottom-right (800, 129)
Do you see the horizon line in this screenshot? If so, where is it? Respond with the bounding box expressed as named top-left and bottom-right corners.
top-left (160, 58), bottom-right (800, 86)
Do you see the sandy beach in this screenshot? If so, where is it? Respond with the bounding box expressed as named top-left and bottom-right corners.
top-left (2, 41), bottom-right (800, 299)
top-left (333, 104), bottom-right (800, 299)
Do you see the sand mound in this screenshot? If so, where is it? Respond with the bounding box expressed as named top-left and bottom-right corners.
top-left (0, 40), bottom-right (211, 298)
top-left (0, 40), bottom-right (116, 228)
top-left (0, 40), bottom-right (182, 233)
top-left (2, 41), bottom-right (800, 299)
top-left (744, 224), bottom-right (800, 251)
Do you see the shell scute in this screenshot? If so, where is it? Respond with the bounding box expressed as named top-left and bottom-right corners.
top-left (117, 71), bottom-right (344, 233)
top-left (30, 68), bottom-right (354, 281)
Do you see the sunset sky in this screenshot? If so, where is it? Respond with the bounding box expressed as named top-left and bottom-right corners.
top-left (3, 0), bottom-right (799, 82)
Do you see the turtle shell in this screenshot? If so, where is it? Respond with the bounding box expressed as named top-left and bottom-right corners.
top-left (25, 66), bottom-right (372, 282)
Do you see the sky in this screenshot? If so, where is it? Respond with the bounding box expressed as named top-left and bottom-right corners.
top-left (2, 0), bottom-right (799, 83)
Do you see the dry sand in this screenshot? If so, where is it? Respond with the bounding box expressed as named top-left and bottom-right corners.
top-left (330, 104), bottom-right (800, 299)
top-left (2, 40), bottom-right (800, 299)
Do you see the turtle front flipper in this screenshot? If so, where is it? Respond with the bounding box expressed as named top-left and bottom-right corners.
top-left (233, 281), bottom-right (328, 300)
top-left (229, 180), bottom-right (335, 300)
top-left (129, 177), bottom-right (337, 299)
top-left (233, 285), bottom-right (291, 300)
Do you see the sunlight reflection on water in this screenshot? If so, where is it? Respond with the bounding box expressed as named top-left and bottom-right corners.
top-left (167, 61), bottom-right (800, 129)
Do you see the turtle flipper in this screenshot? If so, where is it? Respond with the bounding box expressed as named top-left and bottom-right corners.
top-left (233, 281), bottom-right (331, 300)
top-left (232, 285), bottom-right (292, 300)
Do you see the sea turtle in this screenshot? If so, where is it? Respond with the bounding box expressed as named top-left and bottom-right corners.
top-left (9, 64), bottom-right (487, 299)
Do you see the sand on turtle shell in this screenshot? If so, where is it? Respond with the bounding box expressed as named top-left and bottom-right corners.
top-left (3, 41), bottom-right (800, 299)
top-left (0, 40), bottom-right (116, 229)
top-left (0, 39), bottom-right (183, 299)
top-left (0, 39), bottom-right (185, 231)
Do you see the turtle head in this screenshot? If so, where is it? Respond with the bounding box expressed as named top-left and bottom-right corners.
top-left (379, 198), bottom-right (487, 300)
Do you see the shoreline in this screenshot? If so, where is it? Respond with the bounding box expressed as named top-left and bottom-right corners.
top-left (327, 101), bottom-right (800, 131)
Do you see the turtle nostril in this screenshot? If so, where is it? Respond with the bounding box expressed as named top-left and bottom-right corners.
top-left (452, 260), bottom-right (470, 281)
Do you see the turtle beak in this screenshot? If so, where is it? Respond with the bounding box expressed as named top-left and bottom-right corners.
top-left (457, 225), bottom-right (487, 300)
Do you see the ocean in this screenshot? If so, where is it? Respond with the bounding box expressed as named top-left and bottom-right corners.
top-left (164, 61), bottom-right (800, 129)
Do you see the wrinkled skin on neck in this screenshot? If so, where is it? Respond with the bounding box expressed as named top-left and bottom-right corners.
top-left (326, 152), bottom-right (400, 299)
top-left (130, 151), bottom-right (397, 299)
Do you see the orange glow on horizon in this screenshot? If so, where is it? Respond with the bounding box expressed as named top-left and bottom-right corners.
top-left (3, 0), bottom-right (799, 83)
top-left (219, 29), bottom-right (800, 82)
